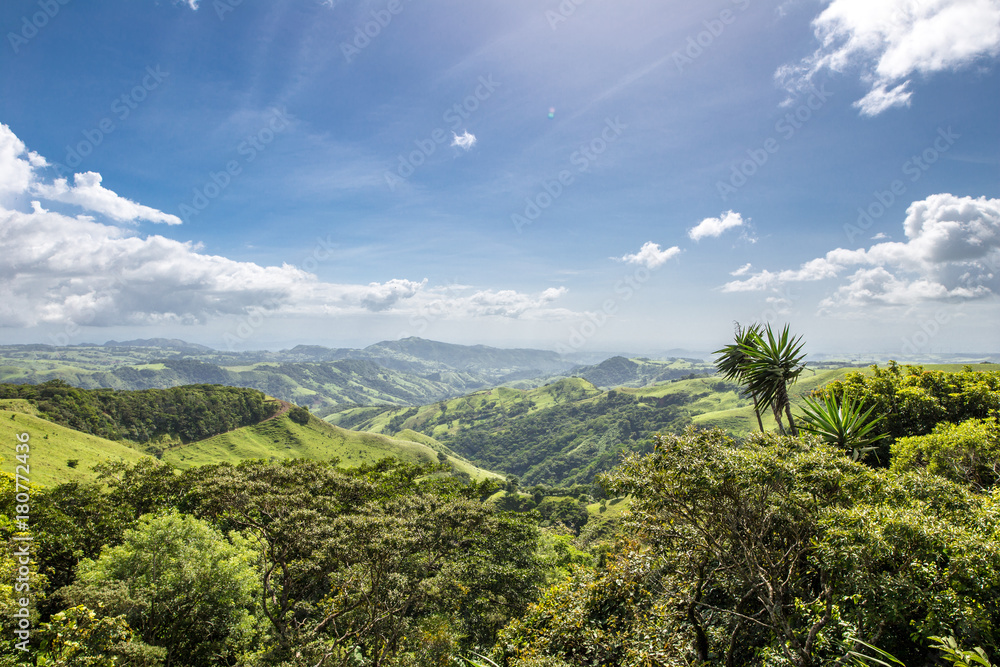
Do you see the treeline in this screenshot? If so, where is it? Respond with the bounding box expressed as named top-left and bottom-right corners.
top-left (0, 380), bottom-right (277, 444)
top-left (499, 364), bottom-right (1000, 666)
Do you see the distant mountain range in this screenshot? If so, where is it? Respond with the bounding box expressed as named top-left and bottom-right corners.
top-left (1, 337), bottom-right (717, 412)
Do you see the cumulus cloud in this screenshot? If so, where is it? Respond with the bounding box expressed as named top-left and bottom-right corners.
top-left (723, 193), bottom-right (1000, 309)
top-left (688, 211), bottom-right (746, 241)
top-left (0, 123), bottom-right (574, 329)
top-left (451, 131), bottom-right (477, 150)
top-left (1, 122), bottom-right (180, 225)
top-left (619, 242), bottom-right (681, 269)
top-left (0, 124), bottom-right (46, 200)
top-left (731, 262), bottom-right (753, 276)
top-left (33, 172), bottom-right (182, 225)
top-left (778, 0), bottom-right (1000, 115)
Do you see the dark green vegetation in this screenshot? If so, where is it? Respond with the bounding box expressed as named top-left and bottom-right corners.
top-left (330, 378), bottom-right (699, 486)
top-left (2, 332), bottom-right (999, 665)
top-left (2, 459), bottom-right (540, 666)
top-left (0, 381), bottom-right (276, 447)
top-left (327, 368), bottom-right (883, 486)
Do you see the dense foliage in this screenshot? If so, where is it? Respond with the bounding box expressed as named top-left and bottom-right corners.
top-left (427, 389), bottom-right (693, 486)
top-left (3, 361), bottom-right (1000, 666)
top-left (814, 362), bottom-right (1000, 462)
top-left (1, 459), bottom-right (541, 667)
top-left (0, 381), bottom-right (277, 444)
top-left (500, 430), bottom-right (1000, 667)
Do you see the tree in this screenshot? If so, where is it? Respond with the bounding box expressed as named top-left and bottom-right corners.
top-left (890, 417), bottom-right (1000, 490)
top-left (500, 429), bottom-right (1000, 666)
top-left (737, 323), bottom-right (806, 435)
top-left (714, 321), bottom-right (766, 432)
top-left (60, 511), bottom-right (261, 667)
top-left (182, 459), bottom-right (543, 666)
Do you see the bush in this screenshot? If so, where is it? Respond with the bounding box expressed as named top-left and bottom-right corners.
top-left (288, 406), bottom-right (310, 425)
top-left (891, 417), bottom-right (1000, 490)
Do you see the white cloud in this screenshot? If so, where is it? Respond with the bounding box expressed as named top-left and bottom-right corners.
top-left (731, 262), bottom-right (753, 276)
top-left (0, 124), bottom-right (46, 201)
top-left (779, 0), bottom-right (1000, 115)
top-left (688, 210), bottom-right (746, 241)
top-left (175, 0), bottom-right (200, 9)
top-left (723, 193), bottom-right (1000, 309)
top-left (1, 122), bottom-right (181, 225)
top-left (32, 172), bottom-right (182, 225)
top-left (0, 123), bottom-right (576, 329)
top-left (619, 242), bottom-right (681, 269)
top-left (451, 131), bottom-right (477, 150)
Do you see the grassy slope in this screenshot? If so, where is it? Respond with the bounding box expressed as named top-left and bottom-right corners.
top-left (163, 413), bottom-right (501, 481)
top-left (0, 403), bottom-right (150, 487)
top-left (328, 377), bottom-right (603, 435)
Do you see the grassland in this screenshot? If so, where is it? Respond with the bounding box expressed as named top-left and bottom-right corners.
top-left (162, 412), bottom-right (500, 481)
top-left (0, 402), bottom-right (150, 487)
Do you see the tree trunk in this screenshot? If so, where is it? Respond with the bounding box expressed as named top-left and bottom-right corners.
top-left (751, 391), bottom-right (765, 433)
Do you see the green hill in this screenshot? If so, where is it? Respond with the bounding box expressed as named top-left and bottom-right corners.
top-left (0, 403), bottom-right (150, 487)
top-left (569, 356), bottom-right (714, 388)
top-left (162, 412), bottom-right (500, 481)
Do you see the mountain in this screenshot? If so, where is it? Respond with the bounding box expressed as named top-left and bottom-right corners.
top-left (0, 337), bottom-right (580, 412)
top-left (103, 338), bottom-right (216, 353)
top-left (570, 356), bottom-right (713, 388)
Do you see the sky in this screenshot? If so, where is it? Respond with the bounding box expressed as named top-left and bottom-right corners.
top-left (0, 0), bottom-right (998, 356)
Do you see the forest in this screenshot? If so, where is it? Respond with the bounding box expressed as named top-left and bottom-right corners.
top-left (1, 332), bottom-right (999, 666)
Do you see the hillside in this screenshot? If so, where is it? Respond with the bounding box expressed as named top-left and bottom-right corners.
top-left (163, 411), bottom-right (500, 481)
top-left (0, 401), bottom-right (150, 487)
top-left (569, 356), bottom-right (714, 388)
top-left (329, 376), bottom-right (718, 486)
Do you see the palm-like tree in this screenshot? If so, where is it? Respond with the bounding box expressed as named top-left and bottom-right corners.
top-left (737, 323), bottom-right (806, 436)
top-left (714, 322), bottom-right (766, 433)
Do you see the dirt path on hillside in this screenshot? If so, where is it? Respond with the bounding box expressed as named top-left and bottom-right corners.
top-left (263, 400), bottom-right (294, 422)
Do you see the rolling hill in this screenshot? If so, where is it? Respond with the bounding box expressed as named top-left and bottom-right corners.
top-left (162, 410), bottom-right (500, 481)
top-left (0, 400), bottom-right (150, 487)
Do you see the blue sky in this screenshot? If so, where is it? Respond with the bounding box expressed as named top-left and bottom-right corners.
top-left (1, 0), bottom-right (998, 355)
